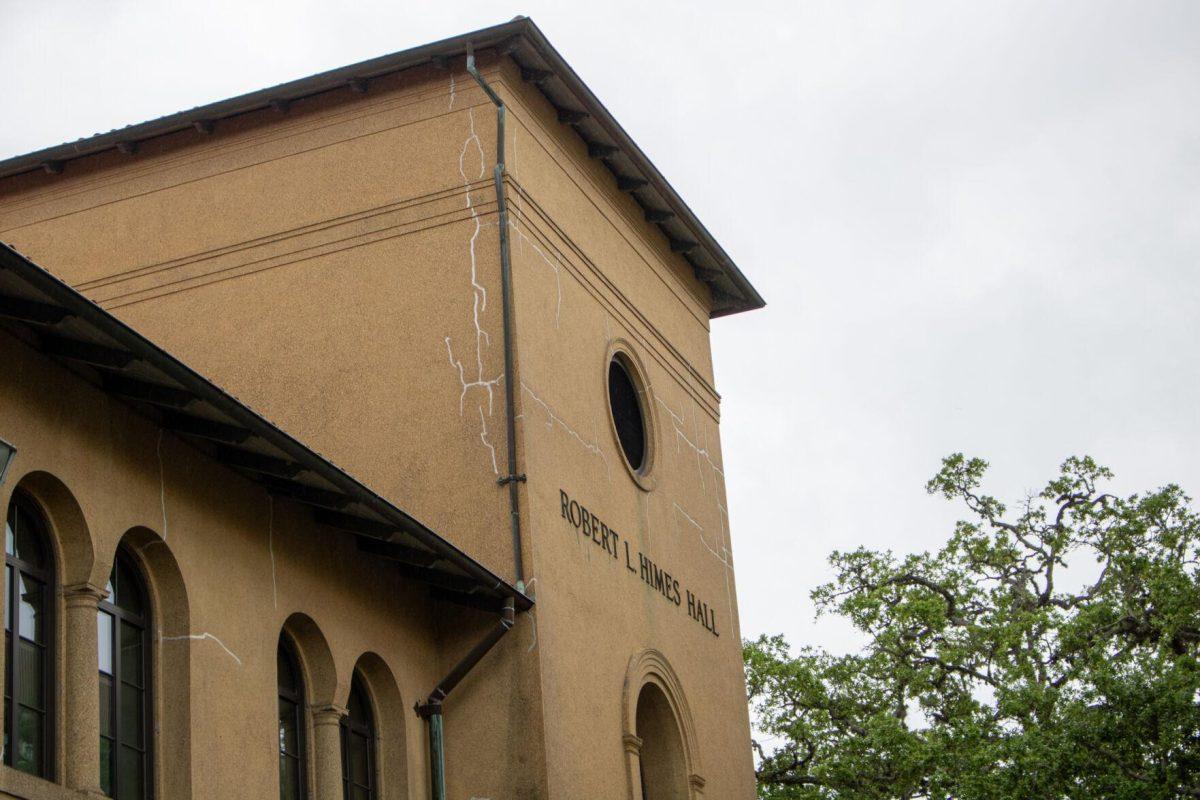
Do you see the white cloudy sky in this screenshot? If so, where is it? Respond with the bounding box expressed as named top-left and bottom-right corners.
top-left (2, 1), bottom-right (1198, 654)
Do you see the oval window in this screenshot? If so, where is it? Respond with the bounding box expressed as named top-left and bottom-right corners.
top-left (608, 355), bottom-right (647, 472)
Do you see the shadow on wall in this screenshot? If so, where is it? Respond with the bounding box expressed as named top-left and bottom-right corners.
top-left (637, 682), bottom-right (689, 800)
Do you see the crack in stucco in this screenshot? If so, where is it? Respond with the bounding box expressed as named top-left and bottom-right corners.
top-left (445, 337), bottom-right (501, 416)
top-left (655, 396), bottom-right (725, 490)
top-left (519, 381), bottom-right (611, 478)
top-left (672, 501), bottom-right (729, 568)
top-left (161, 632), bottom-right (242, 666)
top-left (477, 406), bottom-right (499, 474)
top-left (510, 221), bottom-right (563, 329)
top-left (445, 107), bottom-right (503, 474)
top-left (658, 395), bottom-right (738, 634)
top-left (523, 585), bottom-right (539, 654)
top-left (671, 499), bottom-right (736, 638)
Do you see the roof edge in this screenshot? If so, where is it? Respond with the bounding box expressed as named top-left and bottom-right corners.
top-left (0, 17), bottom-right (765, 317)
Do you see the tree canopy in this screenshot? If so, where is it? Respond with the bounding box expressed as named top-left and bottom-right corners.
top-left (745, 455), bottom-right (1200, 799)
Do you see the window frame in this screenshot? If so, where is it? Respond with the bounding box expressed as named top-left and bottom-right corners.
top-left (339, 674), bottom-right (377, 800)
top-left (3, 490), bottom-right (56, 780)
top-left (277, 636), bottom-right (308, 800)
top-left (97, 547), bottom-right (153, 800)
top-left (603, 342), bottom-right (658, 491)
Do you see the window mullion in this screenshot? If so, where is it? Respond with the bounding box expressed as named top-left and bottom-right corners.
top-left (9, 565), bottom-right (19, 770)
top-left (112, 611), bottom-right (120, 799)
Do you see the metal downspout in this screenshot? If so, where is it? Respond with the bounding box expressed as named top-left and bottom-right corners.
top-left (465, 46), bottom-right (526, 591)
top-left (414, 45), bottom-right (525, 800)
top-left (416, 599), bottom-right (516, 800)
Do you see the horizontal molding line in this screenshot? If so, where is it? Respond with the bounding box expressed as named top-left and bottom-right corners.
top-left (507, 191), bottom-right (721, 418)
top-left (101, 203), bottom-right (501, 309)
top-left (0, 91), bottom-right (502, 237)
top-left (79, 179), bottom-right (489, 292)
top-left (0, 64), bottom-right (507, 220)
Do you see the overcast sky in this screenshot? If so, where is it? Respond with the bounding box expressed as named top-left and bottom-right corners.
top-left (2, 1), bottom-right (1198, 655)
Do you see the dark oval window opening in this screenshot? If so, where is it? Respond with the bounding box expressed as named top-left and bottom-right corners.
top-left (608, 356), bottom-right (647, 472)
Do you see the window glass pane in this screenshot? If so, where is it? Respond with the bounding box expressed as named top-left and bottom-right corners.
top-left (280, 754), bottom-right (300, 800)
top-left (608, 358), bottom-right (647, 471)
top-left (277, 644), bottom-right (298, 695)
top-left (99, 736), bottom-right (113, 794)
top-left (279, 698), bottom-right (298, 756)
top-left (15, 640), bottom-right (43, 709)
top-left (18, 574), bottom-right (43, 644)
top-left (352, 785), bottom-right (369, 800)
top-left (2, 696), bottom-right (8, 764)
top-left (99, 674), bottom-right (113, 737)
top-left (347, 679), bottom-right (371, 727)
top-left (15, 705), bottom-right (42, 775)
top-left (4, 565), bottom-right (11, 632)
top-left (114, 558), bottom-right (143, 618)
top-left (120, 682), bottom-right (142, 748)
top-left (97, 612), bottom-right (114, 675)
top-left (12, 506), bottom-right (46, 570)
top-left (120, 621), bottom-right (142, 687)
top-left (348, 731), bottom-right (369, 786)
top-left (117, 744), bottom-right (143, 800)
top-left (4, 515), bottom-right (12, 556)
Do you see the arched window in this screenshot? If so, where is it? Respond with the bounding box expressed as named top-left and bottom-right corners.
top-left (98, 549), bottom-right (151, 799)
top-left (340, 674), bottom-right (376, 800)
top-left (278, 636), bottom-right (307, 800)
top-left (3, 492), bottom-right (54, 778)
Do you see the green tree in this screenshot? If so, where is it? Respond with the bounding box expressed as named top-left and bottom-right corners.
top-left (745, 455), bottom-right (1200, 799)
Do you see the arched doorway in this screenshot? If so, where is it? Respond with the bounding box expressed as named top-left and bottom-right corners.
top-left (622, 649), bottom-right (703, 799)
top-left (636, 682), bottom-right (689, 800)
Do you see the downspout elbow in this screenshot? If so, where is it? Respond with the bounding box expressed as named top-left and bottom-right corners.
top-left (416, 599), bottom-right (516, 800)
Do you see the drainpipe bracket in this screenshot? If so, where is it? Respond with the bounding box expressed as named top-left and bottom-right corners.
top-left (496, 473), bottom-right (527, 486)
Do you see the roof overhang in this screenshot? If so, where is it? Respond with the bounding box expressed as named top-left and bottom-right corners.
top-left (0, 242), bottom-right (532, 613)
top-left (0, 17), bottom-right (764, 317)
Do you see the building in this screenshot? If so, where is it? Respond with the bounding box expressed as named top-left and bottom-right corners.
top-left (0, 17), bottom-right (765, 800)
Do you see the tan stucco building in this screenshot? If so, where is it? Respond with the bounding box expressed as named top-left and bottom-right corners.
top-left (0, 17), bottom-right (764, 800)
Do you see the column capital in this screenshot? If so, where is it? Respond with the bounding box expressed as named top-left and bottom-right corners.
top-left (311, 703), bottom-right (347, 726)
top-left (62, 582), bottom-right (107, 608)
top-left (622, 733), bottom-right (643, 755)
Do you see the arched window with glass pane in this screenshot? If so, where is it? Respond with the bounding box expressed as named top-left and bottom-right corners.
top-left (278, 636), bottom-right (307, 800)
top-left (3, 492), bottom-right (54, 778)
top-left (98, 549), bottom-right (151, 799)
top-left (340, 674), bottom-right (376, 800)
